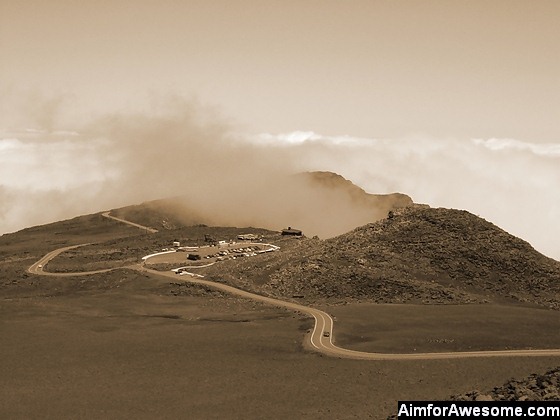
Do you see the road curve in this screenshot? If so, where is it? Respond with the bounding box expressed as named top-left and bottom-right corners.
top-left (139, 266), bottom-right (560, 360)
top-left (27, 242), bottom-right (560, 360)
top-left (27, 244), bottom-right (115, 276)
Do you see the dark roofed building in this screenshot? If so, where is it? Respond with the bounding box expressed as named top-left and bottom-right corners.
top-left (281, 227), bottom-right (303, 236)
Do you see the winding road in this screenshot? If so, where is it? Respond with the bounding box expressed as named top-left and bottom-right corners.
top-left (26, 212), bottom-right (560, 361)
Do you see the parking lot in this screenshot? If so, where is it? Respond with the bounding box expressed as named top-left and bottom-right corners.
top-left (143, 242), bottom-right (280, 267)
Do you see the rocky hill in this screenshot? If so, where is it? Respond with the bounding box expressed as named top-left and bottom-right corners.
top-left (211, 205), bottom-right (560, 309)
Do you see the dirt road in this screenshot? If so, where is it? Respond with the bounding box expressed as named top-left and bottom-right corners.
top-left (102, 211), bottom-right (158, 233)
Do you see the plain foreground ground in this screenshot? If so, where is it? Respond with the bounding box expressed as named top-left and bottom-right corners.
top-left (2, 282), bottom-right (559, 420)
top-left (329, 303), bottom-right (560, 354)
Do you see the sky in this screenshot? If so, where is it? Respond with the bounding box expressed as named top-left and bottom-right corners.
top-left (1, 1), bottom-right (559, 260)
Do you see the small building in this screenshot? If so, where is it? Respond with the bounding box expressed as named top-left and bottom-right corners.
top-left (281, 227), bottom-right (303, 237)
top-left (237, 233), bottom-right (258, 241)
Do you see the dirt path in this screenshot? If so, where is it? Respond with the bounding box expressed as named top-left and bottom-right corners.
top-left (102, 211), bottom-right (159, 233)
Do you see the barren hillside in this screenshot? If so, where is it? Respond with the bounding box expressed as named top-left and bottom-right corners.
top-left (207, 205), bottom-right (560, 309)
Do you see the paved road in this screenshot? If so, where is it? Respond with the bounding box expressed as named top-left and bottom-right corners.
top-left (26, 219), bottom-right (560, 360)
top-left (27, 244), bottom-right (114, 276)
top-left (139, 266), bottom-right (560, 360)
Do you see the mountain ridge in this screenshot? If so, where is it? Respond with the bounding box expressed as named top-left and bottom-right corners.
top-left (110, 171), bottom-right (413, 237)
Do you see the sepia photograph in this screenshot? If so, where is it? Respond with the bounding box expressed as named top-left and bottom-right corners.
top-left (1, 1), bottom-right (559, 418)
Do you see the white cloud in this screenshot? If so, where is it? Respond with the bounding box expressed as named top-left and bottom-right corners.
top-left (258, 132), bottom-right (560, 261)
top-left (473, 138), bottom-right (560, 157)
top-left (254, 131), bottom-right (375, 146)
top-left (0, 136), bottom-right (118, 190)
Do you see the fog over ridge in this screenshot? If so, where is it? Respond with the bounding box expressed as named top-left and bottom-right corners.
top-left (1, 101), bottom-right (558, 261)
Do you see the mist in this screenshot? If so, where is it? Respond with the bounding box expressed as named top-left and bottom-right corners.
top-left (1, 98), bottom-right (558, 261)
top-left (261, 132), bottom-right (560, 261)
top-left (0, 100), bottom-right (284, 230)
top-left (0, 98), bottom-right (392, 239)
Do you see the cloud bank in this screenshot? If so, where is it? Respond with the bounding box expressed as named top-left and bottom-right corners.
top-left (1, 99), bottom-right (558, 261)
top-left (259, 131), bottom-right (560, 261)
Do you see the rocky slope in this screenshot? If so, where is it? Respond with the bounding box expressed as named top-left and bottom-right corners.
top-left (450, 367), bottom-right (560, 401)
top-left (387, 367), bottom-right (560, 418)
top-left (218, 205), bottom-right (560, 308)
